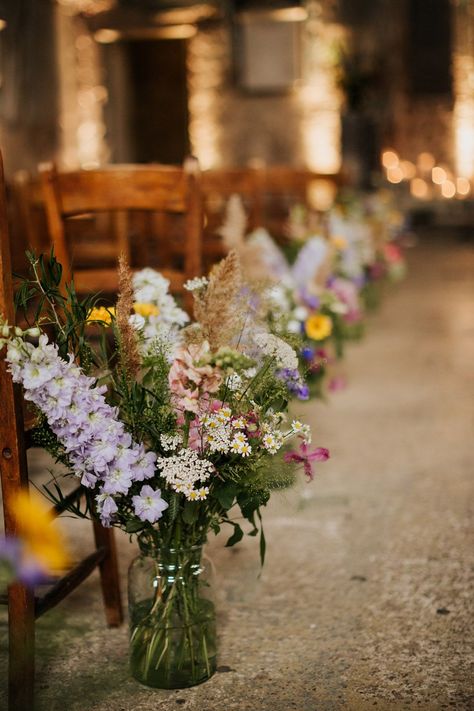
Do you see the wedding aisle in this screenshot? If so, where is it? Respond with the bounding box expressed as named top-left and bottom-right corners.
top-left (1, 233), bottom-right (472, 710)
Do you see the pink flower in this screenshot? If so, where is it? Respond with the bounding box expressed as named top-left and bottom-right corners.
top-left (284, 442), bottom-right (330, 480)
top-left (330, 277), bottom-right (362, 323)
top-left (329, 376), bottom-right (347, 392)
top-left (169, 341), bottom-right (222, 415)
top-left (384, 243), bottom-right (403, 264)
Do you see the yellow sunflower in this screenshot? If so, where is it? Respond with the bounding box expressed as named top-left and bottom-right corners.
top-left (305, 313), bottom-right (333, 341)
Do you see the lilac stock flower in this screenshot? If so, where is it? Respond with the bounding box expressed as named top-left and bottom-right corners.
top-left (95, 493), bottom-right (119, 527)
top-left (5, 334), bottom-right (157, 527)
top-left (132, 485), bottom-right (169, 523)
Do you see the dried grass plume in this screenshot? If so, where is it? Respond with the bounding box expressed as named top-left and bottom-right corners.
top-left (116, 253), bottom-right (140, 379)
top-left (193, 250), bottom-right (243, 351)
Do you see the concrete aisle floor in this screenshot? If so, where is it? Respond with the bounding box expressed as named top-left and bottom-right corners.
top-left (1, 235), bottom-right (473, 711)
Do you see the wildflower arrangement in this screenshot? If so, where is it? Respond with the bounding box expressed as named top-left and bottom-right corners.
top-left (1, 250), bottom-right (329, 551)
top-left (1, 250), bottom-right (330, 687)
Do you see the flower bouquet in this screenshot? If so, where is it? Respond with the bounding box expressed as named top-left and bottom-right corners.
top-left (1, 250), bottom-right (329, 689)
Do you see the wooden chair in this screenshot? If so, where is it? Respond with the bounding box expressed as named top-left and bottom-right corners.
top-left (38, 161), bottom-right (203, 302)
top-left (12, 171), bottom-right (119, 271)
top-left (0, 154), bottom-right (123, 711)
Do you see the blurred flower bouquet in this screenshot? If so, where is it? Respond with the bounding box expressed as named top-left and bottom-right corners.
top-left (0, 250), bottom-right (328, 689)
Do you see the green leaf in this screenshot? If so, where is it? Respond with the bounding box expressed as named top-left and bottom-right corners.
top-left (216, 482), bottom-right (239, 511)
top-left (125, 519), bottom-right (147, 534)
top-left (225, 523), bottom-right (244, 547)
top-left (257, 509), bottom-right (266, 566)
top-left (182, 500), bottom-right (199, 525)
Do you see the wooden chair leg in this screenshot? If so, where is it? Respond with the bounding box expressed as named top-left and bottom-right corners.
top-left (8, 582), bottom-right (35, 711)
top-left (92, 519), bottom-right (123, 627)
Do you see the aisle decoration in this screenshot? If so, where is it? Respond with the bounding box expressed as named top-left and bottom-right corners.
top-left (1, 251), bottom-right (329, 689)
top-left (218, 189), bottom-right (407, 396)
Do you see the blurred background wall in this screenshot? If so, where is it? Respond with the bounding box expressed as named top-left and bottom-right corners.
top-left (0, 0), bottom-right (472, 187)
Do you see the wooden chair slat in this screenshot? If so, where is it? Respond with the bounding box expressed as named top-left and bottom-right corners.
top-left (34, 547), bottom-right (107, 620)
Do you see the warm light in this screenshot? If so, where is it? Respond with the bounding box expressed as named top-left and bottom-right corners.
top-left (432, 166), bottom-right (447, 184)
top-left (400, 160), bottom-right (416, 179)
top-left (0, 19), bottom-right (7, 31)
top-left (387, 166), bottom-right (403, 184)
top-left (302, 113), bottom-right (341, 174)
top-left (441, 180), bottom-right (456, 198)
top-left (94, 28), bottom-right (120, 44)
top-left (382, 150), bottom-right (399, 169)
top-left (456, 177), bottom-right (471, 195)
top-left (417, 152), bottom-right (435, 171)
top-left (410, 178), bottom-right (429, 199)
top-left (238, 7), bottom-right (308, 23)
top-left (307, 179), bottom-right (337, 212)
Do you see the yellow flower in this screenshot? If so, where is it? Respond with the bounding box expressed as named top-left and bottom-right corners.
top-left (12, 490), bottom-right (70, 572)
top-left (331, 235), bottom-right (348, 251)
top-left (86, 306), bottom-right (115, 325)
top-left (133, 302), bottom-right (160, 318)
top-left (305, 313), bottom-right (333, 341)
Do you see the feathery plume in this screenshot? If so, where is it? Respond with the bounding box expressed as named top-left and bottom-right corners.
top-left (116, 254), bottom-right (140, 379)
top-left (193, 250), bottom-right (243, 351)
top-left (217, 194), bottom-right (247, 251)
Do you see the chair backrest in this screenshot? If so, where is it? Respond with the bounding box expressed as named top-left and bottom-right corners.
top-left (39, 161), bottom-right (203, 296)
top-left (0, 158), bottom-right (30, 537)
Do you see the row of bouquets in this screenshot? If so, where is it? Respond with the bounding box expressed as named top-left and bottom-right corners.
top-left (218, 187), bottom-right (408, 399)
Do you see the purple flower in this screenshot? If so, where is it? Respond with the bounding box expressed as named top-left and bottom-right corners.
top-left (95, 493), bottom-right (118, 527)
top-left (276, 368), bottom-right (310, 400)
top-left (284, 442), bottom-right (330, 480)
top-left (5, 333), bottom-right (159, 528)
top-left (0, 536), bottom-right (48, 586)
top-left (132, 485), bottom-right (169, 523)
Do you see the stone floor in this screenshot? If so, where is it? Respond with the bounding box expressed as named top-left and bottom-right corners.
top-left (1, 234), bottom-right (473, 711)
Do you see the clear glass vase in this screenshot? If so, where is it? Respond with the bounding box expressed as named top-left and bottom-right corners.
top-left (128, 535), bottom-right (217, 689)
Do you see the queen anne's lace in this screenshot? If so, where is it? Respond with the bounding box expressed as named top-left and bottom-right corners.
top-left (252, 332), bottom-right (299, 371)
top-left (156, 449), bottom-right (214, 500)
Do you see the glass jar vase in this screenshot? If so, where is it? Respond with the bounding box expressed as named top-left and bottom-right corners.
top-left (128, 535), bottom-right (217, 689)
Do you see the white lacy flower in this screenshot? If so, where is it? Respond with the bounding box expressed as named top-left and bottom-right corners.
top-left (253, 332), bottom-right (298, 371)
top-left (157, 449), bottom-right (214, 500)
top-left (160, 433), bottom-right (183, 452)
top-left (184, 276), bottom-right (209, 292)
